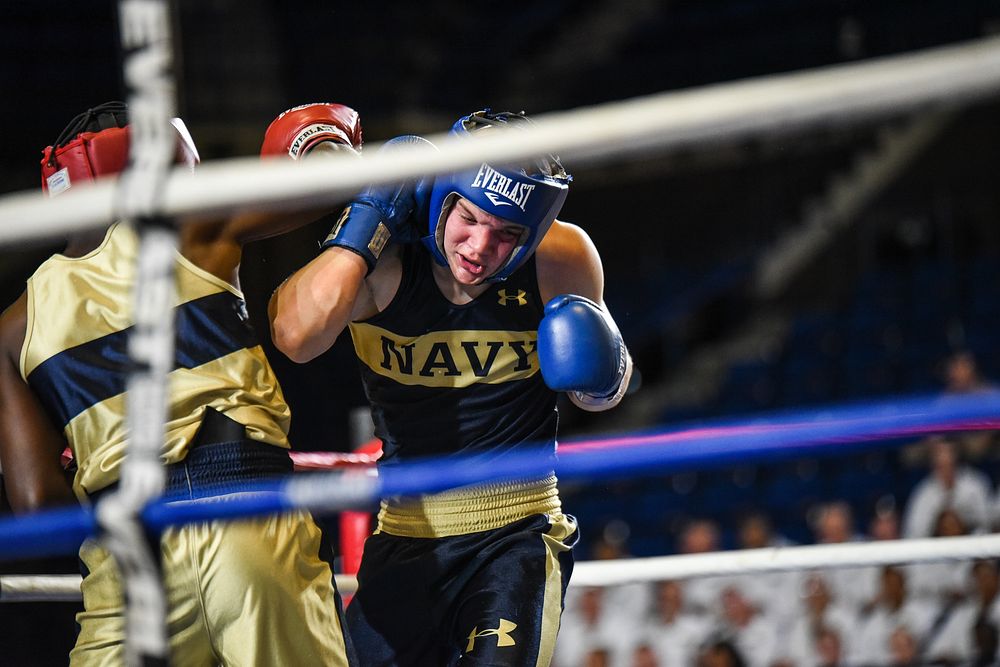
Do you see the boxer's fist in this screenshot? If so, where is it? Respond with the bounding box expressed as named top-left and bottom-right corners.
top-left (538, 294), bottom-right (632, 411)
top-left (321, 135), bottom-right (437, 272)
top-left (260, 103), bottom-right (362, 159)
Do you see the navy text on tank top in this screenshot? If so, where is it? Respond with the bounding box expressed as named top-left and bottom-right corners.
top-left (348, 244), bottom-right (557, 463)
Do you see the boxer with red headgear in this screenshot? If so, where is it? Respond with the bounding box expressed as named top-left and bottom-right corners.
top-left (270, 109), bottom-right (631, 665)
top-left (39, 100), bottom-right (200, 195)
top-left (0, 101), bottom-right (362, 665)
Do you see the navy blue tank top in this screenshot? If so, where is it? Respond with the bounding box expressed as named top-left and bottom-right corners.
top-left (347, 244), bottom-right (557, 463)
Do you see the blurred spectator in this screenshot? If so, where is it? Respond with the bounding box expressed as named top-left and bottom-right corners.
top-left (972, 616), bottom-right (999, 667)
top-left (555, 586), bottom-right (637, 667)
top-left (944, 350), bottom-right (995, 395)
top-left (730, 511), bottom-right (801, 625)
top-left (642, 580), bottom-right (713, 667)
top-left (903, 350), bottom-right (998, 465)
top-left (676, 518), bottom-right (730, 615)
top-left (936, 505), bottom-right (972, 537)
top-left (589, 520), bottom-right (653, 630)
top-left (902, 436), bottom-right (993, 538)
top-left (810, 501), bottom-right (879, 610)
top-left (907, 507), bottom-right (973, 604)
top-left (681, 517), bottom-right (723, 553)
top-left (814, 500), bottom-right (862, 544)
top-left (696, 638), bottom-right (747, 667)
top-left (590, 520), bottom-right (631, 561)
top-left (630, 644), bottom-right (659, 667)
top-left (715, 586), bottom-right (778, 667)
top-left (781, 574), bottom-right (859, 667)
top-left (923, 559), bottom-right (1000, 664)
top-left (583, 647), bottom-right (611, 667)
top-left (737, 510), bottom-right (791, 550)
top-left (854, 565), bottom-right (938, 666)
top-left (888, 626), bottom-right (920, 666)
top-left (814, 625), bottom-right (846, 667)
top-left (867, 497), bottom-right (901, 541)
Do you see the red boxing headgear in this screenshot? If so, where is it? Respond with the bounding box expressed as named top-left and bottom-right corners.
top-left (40, 101), bottom-right (200, 196)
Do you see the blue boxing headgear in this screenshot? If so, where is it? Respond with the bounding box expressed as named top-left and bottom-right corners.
top-left (424, 110), bottom-right (571, 282)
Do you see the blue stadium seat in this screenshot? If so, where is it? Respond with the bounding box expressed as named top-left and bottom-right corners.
top-left (697, 468), bottom-right (760, 522)
top-left (716, 360), bottom-right (778, 413)
top-left (827, 452), bottom-right (896, 514)
top-left (780, 357), bottom-right (840, 406)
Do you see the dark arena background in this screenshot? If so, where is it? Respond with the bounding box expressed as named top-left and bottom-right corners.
top-left (2, 2), bottom-right (1000, 665)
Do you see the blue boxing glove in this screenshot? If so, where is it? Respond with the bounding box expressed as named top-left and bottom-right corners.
top-left (322, 135), bottom-right (436, 273)
top-left (537, 294), bottom-right (633, 412)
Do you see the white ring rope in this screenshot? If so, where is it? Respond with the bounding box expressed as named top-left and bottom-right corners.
top-left (0, 573), bottom-right (361, 602)
top-left (1, 35), bottom-right (1000, 246)
top-left (7, 534), bottom-right (1000, 601)
top-left (570, 533), bottom-right (1000, 588)
top-left (0, 575), bottom-right (89, 602)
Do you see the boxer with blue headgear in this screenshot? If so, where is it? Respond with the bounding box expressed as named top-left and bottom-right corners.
top-left (269, 108), bottom-right (632, 665)
top-left (423, 110), bottom-right (572, 282)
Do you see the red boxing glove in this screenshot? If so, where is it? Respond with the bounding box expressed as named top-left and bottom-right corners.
top-left (260, 102), bottom-right (362, 159)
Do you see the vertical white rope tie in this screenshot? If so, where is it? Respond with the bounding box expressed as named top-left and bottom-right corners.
top-left (93, 1), bottom-right (179, 665)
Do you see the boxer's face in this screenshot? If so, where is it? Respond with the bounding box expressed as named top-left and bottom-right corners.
top-left (441, 198), bottom-right (524, 285)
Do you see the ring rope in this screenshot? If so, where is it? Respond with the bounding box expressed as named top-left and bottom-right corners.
top-left (7, 534), bottom-right (1000, 602)
top-left (1, 35), bottom-right (1000, 246)
top-left (0, 391), bottom-right (997, 564)
top-left (570, 534), bottom-right (1000, 587)
top-left (0, 573), bottom-right (360, 602)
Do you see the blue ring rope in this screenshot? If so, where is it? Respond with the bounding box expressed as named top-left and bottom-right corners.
top-left (1, 391), bottom-right (997, 562)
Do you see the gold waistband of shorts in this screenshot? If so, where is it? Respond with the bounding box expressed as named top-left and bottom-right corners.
top-left (376, 475), bottom-right (562, 538)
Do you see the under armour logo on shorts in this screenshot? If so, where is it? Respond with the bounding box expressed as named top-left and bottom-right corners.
top-left (466, 619), bottom-right (517, 652)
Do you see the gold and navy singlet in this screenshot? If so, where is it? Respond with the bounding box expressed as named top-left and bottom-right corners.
top-left (348, 243), bottom-right (558, 464)
top-left (20, 223), bottom-right (291, 499)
